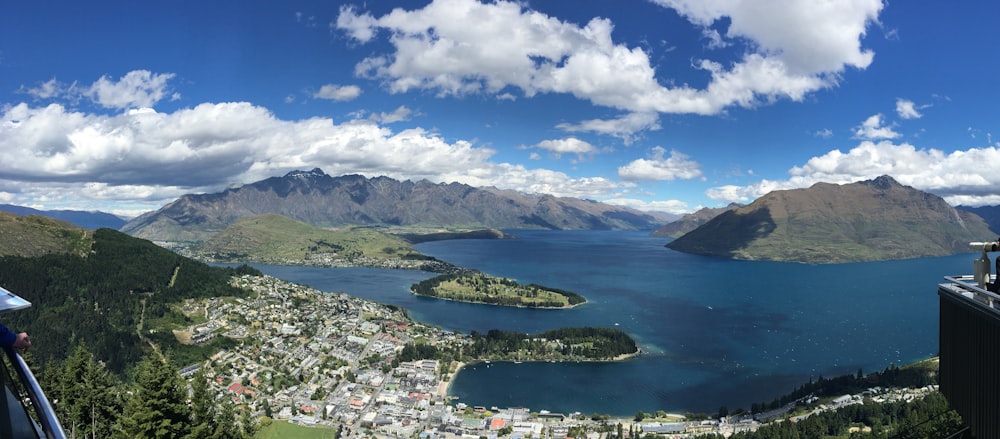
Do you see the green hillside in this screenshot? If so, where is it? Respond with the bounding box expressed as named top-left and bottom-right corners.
top-left (0, 211), bottom-right (93, 257)
top-left (0, 228), bottom-right (259, 374)
top-left (196, 214), bottom-right (425, 264)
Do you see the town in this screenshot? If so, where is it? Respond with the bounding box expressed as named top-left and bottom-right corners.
top-left (178, 274), bottom-right (942, 438)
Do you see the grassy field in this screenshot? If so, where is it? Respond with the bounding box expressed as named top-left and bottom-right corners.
top-left (198, 214), bottom-right (423, 262)
top-left (255, 420), bottom-right (338, 439)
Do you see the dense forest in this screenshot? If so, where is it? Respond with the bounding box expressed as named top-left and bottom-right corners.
top-left (725, 392), bottom-right (963, 439)
top-left (465, 328), bottom-right (637, 360)
top-left (747, 362), bottom-right (938, 414)
top-left (398, 327), bottom-right (638, 363)
top-left (39, 344), bottom-right (255, 438)
top-left (0, 228), bottom-right (260, 373)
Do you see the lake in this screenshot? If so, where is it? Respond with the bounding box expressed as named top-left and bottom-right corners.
top-left (246, 230), bottom-right (972, 415)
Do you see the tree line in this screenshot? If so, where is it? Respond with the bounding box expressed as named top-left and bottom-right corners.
top-left (39, 343), bottom-right (255, 438)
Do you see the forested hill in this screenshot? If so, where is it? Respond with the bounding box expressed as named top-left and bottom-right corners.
top-left (0, 228), bottom-right (259, 374)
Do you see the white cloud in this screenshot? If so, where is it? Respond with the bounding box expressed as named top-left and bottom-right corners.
top-left (895, 98), bottom-right (924, 119)
top-left (602, 197), bottom-right (691, 214)
top-left (705, 140), bottom-right (1000, 206)
top-left (556, 112), bottom-right (660, 145)
top-left (0, 100), bottom-right (635, 214)
top-left (814, 128), bottom-right (833, 139)
top-left (20, 78), bottom-right (66, 99)
top-left (370, 105), bottom-right (415, 123)
top-left (654, 0), bottom-right (881, 74)
top-left (618, 147), bottom-right (703, 181)
top-left (335, 5), bottom-right (379, 42)
top-left (85, 70), bottom-right (177, 109)
top-left (532, 138), bottom-right (597, 161)
top-left (701, 28), bottom-right (729, 49)
top-left (314, 84), bottom-right (362, 101)
top-left (18, 70), bottom-right (177, 109)
top-left (335, 0), bottom-right (883, 117)
top-left (853, 114), bottom-right (900, 140)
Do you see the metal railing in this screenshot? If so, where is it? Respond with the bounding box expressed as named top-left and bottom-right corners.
top-left (941, 275), bottom-right (1000, 311)
top-left (0, 346), bottom-right (66, 439)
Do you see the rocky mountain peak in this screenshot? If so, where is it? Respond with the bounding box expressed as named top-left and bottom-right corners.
top-left (861, 175), bottom-right (901, 191)
top-left (284, 168), bottom-right (328, 179)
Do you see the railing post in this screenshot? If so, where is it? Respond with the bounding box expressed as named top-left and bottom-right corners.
top-left (0, 354), bottom-right (13, 439)
top-left (3, 347), bottom-right (66, 439)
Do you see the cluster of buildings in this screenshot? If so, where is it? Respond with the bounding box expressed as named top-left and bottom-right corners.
top-left (179, 274), bottom-right (472, 435)
top-left (176, 274), bottom-right (946, 439)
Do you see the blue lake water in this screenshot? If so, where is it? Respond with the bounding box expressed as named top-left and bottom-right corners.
top-left (246, 230), bottom-right (972, 415)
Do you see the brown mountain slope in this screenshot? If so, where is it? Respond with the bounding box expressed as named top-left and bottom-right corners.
top-left (122, 169), bottom-right (663, 243)
top-left (666, 176), bottom-right (994, 263)
top-left (651, 203), bottom-right (742, 238)
top-left (0, 212), bottom-right (93, 257)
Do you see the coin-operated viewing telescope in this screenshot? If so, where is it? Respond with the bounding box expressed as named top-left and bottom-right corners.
top-left (970, 241), bottom-right (1000, 288)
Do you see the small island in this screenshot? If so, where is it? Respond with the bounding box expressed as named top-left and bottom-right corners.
top-left (410, 272), bottom-right (586, 308)
top-left (467, 327), bottom-right (639, 362)
top-left (397, 327), bottom-right (640, 365)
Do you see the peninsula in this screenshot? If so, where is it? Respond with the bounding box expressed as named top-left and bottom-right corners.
top-left (410, 272), bottom-right (586, 308)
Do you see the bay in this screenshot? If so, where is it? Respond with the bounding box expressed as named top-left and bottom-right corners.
top-left (246, 230), bottom-right (972, 415)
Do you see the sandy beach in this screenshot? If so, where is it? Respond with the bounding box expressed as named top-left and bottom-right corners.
top-left (436, 360), bottom-right (467, 397)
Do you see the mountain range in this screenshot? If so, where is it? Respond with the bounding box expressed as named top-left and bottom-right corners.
top-left (0, 204), bottom-right (127, 230)
top-left (651, 203), bottom-right (743, 238)
top-left (956, 205), bottom-right (1000, 238)
top-left (666, 175), bottom-right (995, 263)
top-left (121, 169), bottom-right (663, 243)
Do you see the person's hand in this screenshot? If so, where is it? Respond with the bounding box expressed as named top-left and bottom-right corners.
top-left (12, 333), bottom-right (29, 352)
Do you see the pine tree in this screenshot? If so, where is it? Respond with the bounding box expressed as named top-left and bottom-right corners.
top-left (186, 367), bottom-right (216, 439)
top-left (51, 344), bottom-right (122, 439)
top-left (115, 355), bottom-right (191, 438)
top-left (214, 398), bottom-right (241, 439)
top-left (239, 405), bottom-right (258, 438)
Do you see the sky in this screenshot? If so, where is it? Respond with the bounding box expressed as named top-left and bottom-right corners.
top-left (2, 1), bottom-right (1000, 218)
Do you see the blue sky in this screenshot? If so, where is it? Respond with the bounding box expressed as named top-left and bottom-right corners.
top-left (2, 0), bottom-right (999, 217)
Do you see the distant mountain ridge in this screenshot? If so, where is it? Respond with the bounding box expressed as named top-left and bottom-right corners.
top-left (651, 203), bottom-right (743, 238)
top-left (122, 169), bottom-right (662, 242)
top-left (666, 175), bottom-right (994, 263)
top-left (0, 204), bottom-right (127, 230)
top-left (956, 205), bottom-right (1000, 236)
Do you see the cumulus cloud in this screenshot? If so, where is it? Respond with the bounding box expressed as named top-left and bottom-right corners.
top-left (655, 0), bottom-right (881, 74)
top-left (895, 98), bottom-right (923, 119)
top-left (20, 78), bottom-right (66, 99)
top-left (0, 100), bottom-right (633, 214)
top-left (531, 138), bottom-right (597, 161)
top-left (705, 140), bottom-right (1000, 206)
top-left (556, 112), bottom-right (660, 145)
top-left (618, 147), bottom-right (703, 181)
top-left (369, 105), bottom-right (415, 124)
top-left (853, 114), bottom-right (900, 140)
top-left (84, 70), bottom-right (177, 109)
top-left (336, 0), bottom-right (882, 121)
top-left (19, 70), bottom-right (177, 109)
top-left (314, 84), bottom-right (362, 101)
